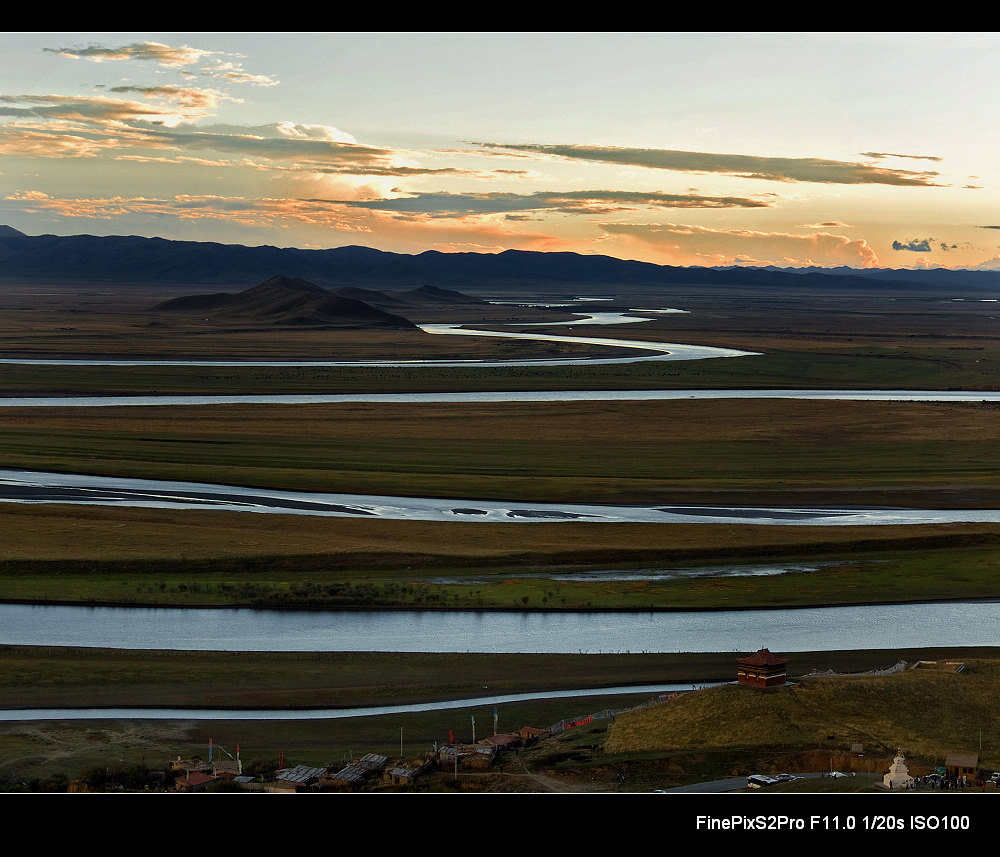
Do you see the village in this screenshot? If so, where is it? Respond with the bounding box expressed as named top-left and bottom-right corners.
top-left (158, 698), bottom-right (674, 793)
top-left (47, 649), bottom-right (999, 794)
top-left (169, 724), bottom-right (554, 793)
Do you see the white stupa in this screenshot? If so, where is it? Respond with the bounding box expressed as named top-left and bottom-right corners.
top-left (883, 750), bottom-right (914, 789)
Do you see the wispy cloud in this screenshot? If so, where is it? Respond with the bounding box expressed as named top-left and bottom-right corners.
top-left (5, 189), bottom-right (771, 238)
top-left (860, 151), bottom-right (943, 162)
top-left (0, 125), bottom-right (115, 158)
top-left (4, 190), bottom-right (365, 231)
top-left (44, 41), bottom-right (215, 66)
top-left (0, 97), bottom-right (405, 170)
top-left (0, 190), bottom-right (566, 254)
top-left (472, 143), bottom-right (945, 187)
top-left (107, 85), bottom-right (243, 110)
top-left (0, 93), bottom-right (183, 123)
top-left (43, 40), bottom-right (278, 87)
top-left (335, 189), bottom-right (773, 218)
top-left (206, 66), bottom-right (278, 86)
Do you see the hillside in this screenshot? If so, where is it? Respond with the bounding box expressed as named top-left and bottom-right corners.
top-left (604, 660), bottom-right (1000, 772)
top-left (154, 275), bottom-right (418, 328)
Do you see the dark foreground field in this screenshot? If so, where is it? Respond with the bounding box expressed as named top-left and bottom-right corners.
top-left (2, 647), bottom-right (998, 792)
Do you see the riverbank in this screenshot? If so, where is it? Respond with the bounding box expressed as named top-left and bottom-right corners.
top-left (0, 648), bottom-right (749, 710)
top-left (1, 506), bottom-right (999, 611)
top-left (3, 646), bottom-right (998, 791)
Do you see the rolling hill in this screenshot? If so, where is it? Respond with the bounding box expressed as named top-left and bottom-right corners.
top-left (154, 275), bottom-right (419, 328)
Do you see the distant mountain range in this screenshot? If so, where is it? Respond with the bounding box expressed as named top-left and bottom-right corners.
top-left (154, 276), bottom-right (483, 328)
top-left (1, 226), bottom-right (999, 293)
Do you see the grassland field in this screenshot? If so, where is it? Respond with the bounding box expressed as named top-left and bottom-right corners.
top-left (1, 281), bottom-right (999, 790)
top-left (2, 284), bottom-right (1000, 616)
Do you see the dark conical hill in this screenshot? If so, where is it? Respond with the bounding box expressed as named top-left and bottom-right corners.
top-left (154, 275), bottom-right (417, 328)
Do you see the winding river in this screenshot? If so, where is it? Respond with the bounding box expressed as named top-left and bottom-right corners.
top-left (2, 468), bottom-right (998, 525)
top-left (2, 308), bottom-right (998, 678)
top-left (0, 313), bottom-right (755, 369)
top-left (5, 312), bottom-right (996, 522)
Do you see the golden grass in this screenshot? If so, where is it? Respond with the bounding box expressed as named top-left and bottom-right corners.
top-left (2, 399), bottom-right (999, 507)
top-left (1, 502), bottom-right (997, 564)
top-left (606, 660), bottom-right (1000, 769)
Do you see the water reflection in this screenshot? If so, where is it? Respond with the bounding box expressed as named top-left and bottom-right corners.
top-left (1, 601), bottom-right (998, 653)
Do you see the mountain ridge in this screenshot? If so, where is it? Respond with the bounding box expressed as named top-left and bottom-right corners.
top-left (1, 227), bottom-right (999, 293)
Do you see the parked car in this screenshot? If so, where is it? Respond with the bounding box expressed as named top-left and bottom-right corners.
top-left (775, 773), bottom-right (803, 782)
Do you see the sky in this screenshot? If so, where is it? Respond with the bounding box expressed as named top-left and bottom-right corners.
top-left (1, 31), bottom-right (999, 270)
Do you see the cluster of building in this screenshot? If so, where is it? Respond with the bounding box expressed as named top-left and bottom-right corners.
top-left (170, 725), bottom-right (552, 793)
top-left (154, 647), bottom-right (1000, 793)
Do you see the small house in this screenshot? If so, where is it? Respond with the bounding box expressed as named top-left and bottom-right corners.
top-left (945, 751), bottom-right (979, 782)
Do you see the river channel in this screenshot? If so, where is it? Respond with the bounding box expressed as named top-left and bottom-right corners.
top-left (2, 467), bottom-right (999, 524)
top-left (3, 311), bottom-right (997, 671)
top-left (2, 601), bottom-right (998, 653)
top-left (3, 389), bottom-right (1000, 408)
top-left (0, 313), bottom-right (754, 368)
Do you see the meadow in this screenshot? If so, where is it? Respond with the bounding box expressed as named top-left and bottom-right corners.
top-left (1, 279), bottom-right (999, 789)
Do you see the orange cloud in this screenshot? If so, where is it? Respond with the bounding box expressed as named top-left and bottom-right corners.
top-left (0, 190), bottom-right (571, 254)
top-left (44, 41), bottom-right (279, 87)
top-left (0, 93), bottom-right (182, 123)
top-left (335, 189), bottom-right (772, 218)
top-left (108, 85), bottom-right (242, 110)
top-left (474, 143), bottom-right (945, 187)
top-left (603, 222), bottom-right (880, 268)
top-left (45, 41), bottom-right (215, 66)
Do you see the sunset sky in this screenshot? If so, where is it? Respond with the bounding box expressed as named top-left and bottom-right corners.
top-left (1, 32), bottom-right (998, 270)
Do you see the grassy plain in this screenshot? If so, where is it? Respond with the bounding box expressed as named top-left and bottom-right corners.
top-left (2, 398), bottom-right (1000, 505)
top-left (1, 507), bottom-right (1000, 609)
top-left (1, 280), bottom-right (999, 790)
top-left (2, 394), bottom-right (1000, 610)
top-left (1, 284), bottom-right (999, 609)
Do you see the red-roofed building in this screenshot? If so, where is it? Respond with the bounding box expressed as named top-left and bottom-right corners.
top-left (175, 770), bottom-right (216, 792)
top-left (737, 648), bottom-right (788, 687)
